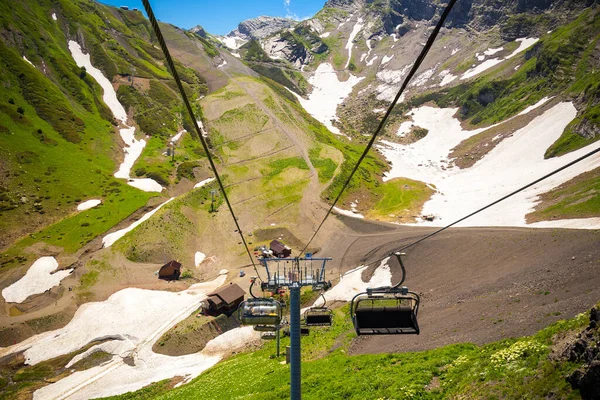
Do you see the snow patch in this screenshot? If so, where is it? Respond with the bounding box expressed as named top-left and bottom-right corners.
top-left (517, 96), bottom-right (553, 116)
top-left (438, 69), bottom-right (457, 86)
top-left (323, 258), bottom-right (392, 303)
top-left (366, 55), bottom-right (378, 66)
top-left (410, 67), bottom-right (435, 87)
top-left (345, 17), bottom-right (363, 69)
top-left (195, 252), bottom-right (206, 267)
top-left (396, 120), bottom-right (414, 137)
top-left (219, 36), bottom-right (246, 50)
top-left (216, 59), bottom-right (227, 68)
top-left (0, 275), bottom-right (258, 400)
top-left (505, 37), bottom-right (539, 60)
top-left (377, 102), bottom-right (600, 228)
top-left (320, 32), bottom-right (330, 38)
top-left (77, 199), bottom-right (102, 211)
top-left (68, 41), bottom-right (162, 192)
top-left (194, 177), bottom-right (215, 189)
top-left (375, 65), bottom-right (410, 102)
top-left (381, 54), bottom-right (394, 65)
top-left (170, 130), bottom-right (185, 143)
top-left (484, 47), bottom-right (503, 56)
top-left (2, 257), bottom-right (73, 303)
top-left (102, 198), bottom-right (175, 248)
top-left (51, 12), bottom-right (57, 21)
top-left (451, 48), bottom-right (460, 55)
top-left (461, 37), bottom-right (538, 80)
top-left (231, 52), bottom-right (241, 58)
top-left (333, 206), bottom-right (364, 219)
top-left (292, 63), bottom-right (364, 135)
top-left (23, 56), bottom-right (34, 67)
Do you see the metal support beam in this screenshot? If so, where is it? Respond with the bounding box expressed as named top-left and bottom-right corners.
top-left (290, 283), bottom-right (301, 400)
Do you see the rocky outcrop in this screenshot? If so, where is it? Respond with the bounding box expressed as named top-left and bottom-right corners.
top-left (564, 306), bottom-right (600, 400)
top-left (227, 16), bottom-right (296, 41)
top-left (189, 25), bottom-right (207, 38)
top-left (262, 25), bottom-right (328, 67)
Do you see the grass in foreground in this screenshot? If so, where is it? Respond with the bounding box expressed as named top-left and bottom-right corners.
top-left (101, 305), bottom-right (593, 400)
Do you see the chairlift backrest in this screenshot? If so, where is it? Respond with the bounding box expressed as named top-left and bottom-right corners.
top-left (350, 289), bottom-right (420, 335)
top-left (304, 307), bottom-right (333, 327)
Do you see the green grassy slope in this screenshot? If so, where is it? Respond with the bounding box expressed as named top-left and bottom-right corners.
top-left (409, 8), bottom-right (600, 158)
top-left (101, 304), bottom-right (596, 400)
top-left (0, 0), bottom-right (214, 257)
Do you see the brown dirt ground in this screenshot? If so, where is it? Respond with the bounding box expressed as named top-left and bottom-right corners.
top-left (324, 217), bottom-right (600, 355)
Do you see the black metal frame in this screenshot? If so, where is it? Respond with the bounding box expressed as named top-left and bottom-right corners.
top-left (350, 287), bottom-right (420, 335)
top-left (303, 294), bottom-right (333, 327)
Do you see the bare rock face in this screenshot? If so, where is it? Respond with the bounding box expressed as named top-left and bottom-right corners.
top-left (228, 16), bottom-right (296, 41)
top-left (565, 306), bottom-right (600, 400)
top-left (189, 25), bottom-right (206, 38)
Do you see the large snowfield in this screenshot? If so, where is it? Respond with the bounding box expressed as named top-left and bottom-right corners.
top-left (0, 273), bottom-right (264, 399)
top-left (377, 102), bottom-right (600, 228)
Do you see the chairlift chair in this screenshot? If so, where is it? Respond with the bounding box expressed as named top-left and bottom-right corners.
top-left (349, 252), bottom-right (420, 335)
top-left (303, 294), bottom-right (333, 327)
top-left (238, 277), bottom-right (283, 327)
top-left (350, 287), bottom-right (420, 335)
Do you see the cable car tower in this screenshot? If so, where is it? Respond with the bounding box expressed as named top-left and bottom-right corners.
top-left (261, 255), bottom-right (332, 400)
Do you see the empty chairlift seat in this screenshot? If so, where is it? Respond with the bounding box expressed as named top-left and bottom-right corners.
top-left (350, 287), bottom-right (420, 335)
top-left (304, 306), bottom-right (333, 327)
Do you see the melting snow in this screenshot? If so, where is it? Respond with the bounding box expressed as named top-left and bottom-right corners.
top-left (517, 96), bottom-right (553, 116)
top-left (396, 120), bottom-right (414, 137)
top-left (68, 41), bottom-right (162, 192)
top-left (220, 36), bottom-right (246, 50)
top-left (323, 258), bottom-right (391, 303)
top-left (0, 275), bottom-right (262, 399)
top-left (293, 63), bottom-right (364, 135)
top-left (51, 12), bottom-right (57, 21)
top-left (484, 47), bottom-right (504, 56)
top-left (2, 257), bottom-right (73, 304)
top-left (216, 59), bottom-right (227, 68)
top-left (102, 198), bottom-right (175, 247)
top-left (23, 56), bottom-right (34, 67)
top-left (375, 65), bottom-right (410, 102)
top-left (231, 52), bottom-right (241, 58)
top-left (333, 206), bottom-right (364, 219)
top-left (451, 48), bottom-right (460, 55)
top-left (505, 37), bottom-right (539, 59)
top-left (438, 69), bottom-right (457, 86)
top-left (410, 67), bottom-right (435, 87)
top-left (344, 17), bottom-right (363, 69)
top-left (461, 37), bottom-right (538, 80)
top-left (381, 55), bottom-right (394, 65)
top-left (77, 199), bottom-right (102, 211)
top-left (170, 129), bottom-right (185, 143)
top-left (366, 55), bottom-right (378, 66)
top-left (195, 252), bottom-right (206, 267)
top-left (194, 177), bottom-right (215, 189)
top-left (377, 102), bottom-right (600, 228)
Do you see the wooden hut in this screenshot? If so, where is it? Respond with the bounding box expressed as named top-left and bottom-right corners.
top-left (204, 283), bottom-right (246, 316)
top-left (270, 240), bottom-right (291, 258)
top-left (158, 260), bottom-right (181, 280)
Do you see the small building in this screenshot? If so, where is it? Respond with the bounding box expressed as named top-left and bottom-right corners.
top-left (158, 260), bottom-right (181, 280)
top-left (270, 240), bottom-right (291, 258)
top-left (204, 283), bottom-right (246, 316)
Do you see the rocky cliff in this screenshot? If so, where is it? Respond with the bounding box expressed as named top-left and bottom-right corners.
top-left (227, 16), bottom-right (296, 40)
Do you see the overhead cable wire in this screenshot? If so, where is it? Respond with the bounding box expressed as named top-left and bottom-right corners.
top-left (141, 0), bottom-right (262, 281)
top-left (298, 0), bottom-right (459, 256)
top-left (362, 145), bottom-right (600, 270)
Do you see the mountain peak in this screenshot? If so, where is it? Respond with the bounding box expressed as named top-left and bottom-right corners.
top-left (227, 16), bottom-right (297, 40)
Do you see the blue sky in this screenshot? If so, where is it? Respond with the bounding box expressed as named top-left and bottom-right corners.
top-left (101, 0), bottom-right (326, 35)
